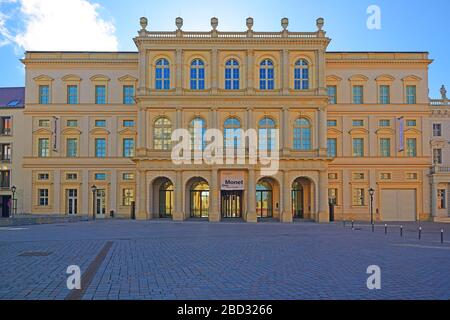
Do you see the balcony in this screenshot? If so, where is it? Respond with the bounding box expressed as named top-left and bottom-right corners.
top-left (431, 165), bottom-right (450, 174)
top-left (430, 99), bottom-right (450, 107)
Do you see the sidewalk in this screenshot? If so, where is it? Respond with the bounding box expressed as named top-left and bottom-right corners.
top-left (0, 214), bottom-right (89, 227)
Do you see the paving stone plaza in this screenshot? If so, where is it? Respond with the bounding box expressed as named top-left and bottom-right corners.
top-left (0, 220), bottom-right (449, 300)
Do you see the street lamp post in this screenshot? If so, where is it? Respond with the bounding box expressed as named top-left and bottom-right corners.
top-left (11, 186), bottom-right (16, 218)
top-left (91, 185), bottom-right (97, 221)
top-left (369, 188), bottom-right (375, 225)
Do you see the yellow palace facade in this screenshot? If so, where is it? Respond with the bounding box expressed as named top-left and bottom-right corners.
top-left (20, 17), bottom-right (433, 222)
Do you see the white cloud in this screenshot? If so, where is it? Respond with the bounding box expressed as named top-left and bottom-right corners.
top-left (1, 0), bottom-right (118, 51)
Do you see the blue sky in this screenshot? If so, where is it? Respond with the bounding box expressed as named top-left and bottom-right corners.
top-left (0, 0), bottom-right (449, 97)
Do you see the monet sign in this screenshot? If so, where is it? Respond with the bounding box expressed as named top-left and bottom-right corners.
top-left (221, 171), bottom-right (245, 191)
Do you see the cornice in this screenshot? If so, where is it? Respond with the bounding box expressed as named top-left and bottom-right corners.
top-left (22, 59), bottom-right (138, 65)
top-left (327, 59), bottom-right (432, 65)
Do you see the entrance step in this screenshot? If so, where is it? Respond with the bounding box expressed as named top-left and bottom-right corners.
top-left (434, 217), bottom-right (450, 223)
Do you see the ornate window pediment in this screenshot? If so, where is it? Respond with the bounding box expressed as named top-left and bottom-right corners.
top-left (62, 74), bottom-right (82, 82)
top-left (375, 74), bottom-right (395, 82)
top-left (118, 128), bottom-right (137, 136)
top-left (33, 75), bottom-right (54, 82)
top-left (61, 128), bottom-right (82, 135)
top-left (327, 128), bottom-right (343, 135)
top-left (404, 127), bottom-right (422, 134)
top-left (402, 75), bottom-right (422, 82)
top-left (118, 75), bottom-right (138, 82)
top-left (431, 138), bottom-right (447, 148)
top-left (90, 75), bottom-right (111, 82)
top-left (375, 128), bottom-right (395, 135)
top-left (89, 128), bottom-right (110, 135)
top-left (348, 74), bottom-right (369, 82)
top-left (349, 127), bottom-right (369, 135)
top-left (33, 128), bottom-right (52, 135)
top-left (326, 75), bottom-right (342, 82)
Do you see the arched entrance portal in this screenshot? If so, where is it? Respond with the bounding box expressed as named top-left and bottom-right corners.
top-left (292, 177), bottom-right (314, 220)
top-left (256, 178), bottom-right (280, 219)
top-left (186, 178), bottom-right (209, 218)
top-left (152, 177), bottom-right (174, 218)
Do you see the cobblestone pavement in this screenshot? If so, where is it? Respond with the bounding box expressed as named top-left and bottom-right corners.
top-left (0, 220), bottom-right (449, 300)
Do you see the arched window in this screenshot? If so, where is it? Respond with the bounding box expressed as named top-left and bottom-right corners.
top-left (260, 59), bottom-right (274, 90)
top-left (154, 117), bottom-right (172, 150)
top-left (190, 59), bottom-right (205, 90)
top-left (189, 117), bottom-right (207, 150)
top-left (155, 59), bottom-right (170, 90)
top-left (225, 59), bottom-right (240, 90)
top-left (224, 117), bottom-right (242, 151)
top-left (258, 117), bottom-right (276, 151)
top-left (293, 118), bottom-right (312, 150)
top-left (294, 59), bottom-right (309, 90)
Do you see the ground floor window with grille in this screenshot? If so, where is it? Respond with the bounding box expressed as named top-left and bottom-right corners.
top-left (438, 189), bottom-right (446, 209)
top-left (123, 188), bottom-right (135, 206)
top-left (38, 189), bottom-right (49, 206)
top-left (352, 188), bottom-right (365, 206)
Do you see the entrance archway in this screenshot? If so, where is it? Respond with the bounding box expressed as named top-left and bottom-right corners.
top-left (152, 177), bottom-right (174, 218)
top-left (292, 177), bottom-right (314, 220)
top-left (256, 177), bottom-right (280, 219)
top-left (186, 178), bottom-right (209, 218)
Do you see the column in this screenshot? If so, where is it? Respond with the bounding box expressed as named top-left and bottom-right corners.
top-left (110, 170), bottom-right (117, 215)
top-left (282, 170), bottom-right (293, 223)
top-left (82, 169), bottom-right (89, 216)
top-left (138, 108), bottom-right (147, 150)
top-left (110, 116), bottom-right (118, 156)
top-left (431, 181), bottom-right (438, 218)
top-left (318, 170), bottom-right (329, 223)
top-left (136, 170), bottom-right (149, 220)
top-left (282, 107), bottom-right (290, 152)
top-left (176, 49), bottom-right (183, 94)
top-left (138, 51), bottom-right (147, 92)
top-left (246, 50), bottom-right (254, 93)
top-left (318, 106), bottom-right (327, 156)
top-left (54, 171), bottom-right (61, 214)
top-left (247, 169), bottom-right (257, 223)
top-left (173, 171), bottom-right (184, 221)
top-left (210, 107), bottom-right (218, 129)
top-left (317, 49), bottom-right (326, 94)
top-left (209, 169), bottom-right (220, 222)
top-left (282, 49), bottom-right (289, 95)
top-left (211, 49), bottom-right (218, 94)
top-left (176, 107), bottom-right (183, 129)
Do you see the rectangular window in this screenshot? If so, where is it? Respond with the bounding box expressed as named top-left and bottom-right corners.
top-left (122, 173), bottom-right (135, 181)
top-left (327, 86), bottom-right (337, 104)
top-left (38, 189), bottom-right (49, 206)
top-left (122, 188), bottom-right (135, 206)
top-left (38, 138), bottom-right (50, 157)
top-left (352, 173), bottom-right (365, 180)
top-left (379, 120), bottom-right (391, 127)
top-left (66, 120), bottom-right (78, 127)
top-left (123, 120), bottom-right (135, 127)
top-left (67, 85), bottom-right (78, 104)
top-left (328, 189), bottom-right (338, 205)
top-left (123, 85), bottom-right (135, 105)
top-left (0, 144), bottom-right (12, 162)
top-left (39, 119), bottom-right (50, 127)
top-left (406, 173), bottom-right (418, 180)
top-left (352, 138), bottom-right (364, 157)
top-left (438, 189), bottom-right (446, 209)
top-left (352, 120), bottom-right (364, 127)
top-left (433, 149), bottom-right (443, 164)
top-left (95, 139), bottom-right (106, 158)
top-left (352, 85), bottom-right (364, 104)
top-left (38, 173), bottom-right (49, 181)
top-left (380, 173), bottom-right (392, 180)
top-left (379, 85), bottom-right (390, 104)
top-left (39, 85), bottom-right (50, 104)
top-left (66, 138), bottom-right (78, 158)
top-left (327, 138), bottom-right (337, 157)
top-left (406, 138), bottom-right (417, 157)
top-left (406, 85), bottom-right (417, 104)
top-left (0, 170), bottom-right (10, 189)
top-left (433, 123), bottom-right (442, 137)
top-left (95, 120), bottom-right (106, 127)
top-left (406, 120), bottom-right (417, 127)
top-left (95, 173), bottom-right (107, 181)
top-left (380, 138), bottom-right (391, 157)
top-left (66, 173), bottom-right (78, 180)
top-left (123, 138), bottom-right (135, 158)
top-left (327, 120), bottom-right (337, 127)
top-left (0, 117), bottom-right (12, 136)
top-left (328, 173), bottom-right (338, 180)
top-left (95, 85), bottom-right (106, 104)
top-left (353, 188), bottom-right (365, 206)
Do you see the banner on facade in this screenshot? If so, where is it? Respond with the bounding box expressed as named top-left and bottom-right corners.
top-left (221, 171), bottom-right (245, 191)
top-left (52, 116), bottom-right (59, 152)
top-left (397, 116), bottom-right (404, 152)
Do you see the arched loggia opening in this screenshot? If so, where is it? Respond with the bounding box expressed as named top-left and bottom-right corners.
top-left (152, 177), bottom-right (174, 219)
top-left (292, 177), bottom-right (314, 220)
top-left (186, 177), bottom-right (209, 218)
top-left (256, 177), bottom-right (280, 219)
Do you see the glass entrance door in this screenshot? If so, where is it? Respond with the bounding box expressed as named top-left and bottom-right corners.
top-left (66, 189), bottom-right (78, 215)
top-left (292, 188), bottom-right (304, 218)
top-left (256, 181), bottom-right (273, 218)
top-left (221, 191), bottom-right (243, 218)
top-left (96, 189), bottom-right (106, 218)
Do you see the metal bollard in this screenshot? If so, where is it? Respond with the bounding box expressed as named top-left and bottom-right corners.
top-left (343, 220), bottom-right (346, 228)
top-left (351, 220), bottom-right (354, 230)
top-left (400, 225), bottom-right (403, 237)
top-left (441, 229), bottom-right (444, 244)
top-left (385, 224), bottom-right (387, 235)
top-left (372, 223), bottom-right (375, 233)
top-left (419, 227), bottom-right (422, 240)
